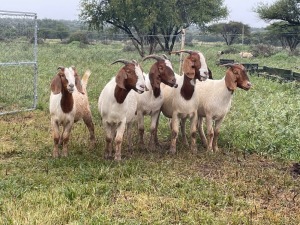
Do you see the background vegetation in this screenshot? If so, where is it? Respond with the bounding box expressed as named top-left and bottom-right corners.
top-left (0, 39), bottom-right (300, 224)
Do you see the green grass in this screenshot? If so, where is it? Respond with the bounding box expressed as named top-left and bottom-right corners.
top-left (0, 41), bottom-right (300, 224)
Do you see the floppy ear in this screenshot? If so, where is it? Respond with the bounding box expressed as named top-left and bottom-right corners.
top-left (225, 67), bottom-right (237, 91)
top-left (149, 64), bottom-right (161, 89)
top-left (182, 57), bottom-right (195, 79)
top-left (116, 68), bottom-right (128, 90)
top-left (50, 74), bottom-right (62, 94)
top-left (74, 69), bottom-right (85, 94)
top-left (51, 67), bottom-right (64, 94)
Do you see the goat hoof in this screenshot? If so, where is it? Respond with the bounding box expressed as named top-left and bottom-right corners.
top-left (52, 152), bottom-right (59, 158)
top-left (191, 147), bottom-right (197, 154)
top-left (114, 156), bottom-right (122, 161)
top-left (169, 147), bottom-right (176, 155)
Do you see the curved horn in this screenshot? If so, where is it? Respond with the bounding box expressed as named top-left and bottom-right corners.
top-left (57, 66), bottom-right (64, 70)
top-left (162, 54), bottom-right (169, 60)
top-left (170, 50), bottom-right (194, 55)
top-left (111, 59), bottom-right (131, 65)
top-left (221, 63), bottom-right (236, 67)
top-left (142, 55), bottom-right (165, 62)
top-left (131, 59), bottom-right (138, 64)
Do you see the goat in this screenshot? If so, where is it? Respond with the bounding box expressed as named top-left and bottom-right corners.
top-left (196, 64), bottom-right (252, 151)
top-left (136, 54), bottom-right (178, 150)
top-left (49, 66), bottom-right (95, 158)
top-left (98, 59), bottom-right (147, 161)
top-left (239, 52), bottom-right (253, 58)
top-left (160, 50), bottom-right (209, 154)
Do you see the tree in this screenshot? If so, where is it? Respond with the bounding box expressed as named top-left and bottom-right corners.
top-left (38, 19), bottom-right (70, 41)
top-left (208, 21), bottom-right (250, 45)
top-left (255, 0), bottom-right (300, 51)
top-left (266, 21), bottom-right (300, 51)
top-left (255, 0), bottom-right (300, 25)
top-left (79, 0), bottom-right (227, 56)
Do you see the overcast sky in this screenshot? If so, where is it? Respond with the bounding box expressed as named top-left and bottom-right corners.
top-left (2, 0), bottom-right (276, 28)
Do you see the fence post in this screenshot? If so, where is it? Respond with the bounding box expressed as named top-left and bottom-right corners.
top-left (179, 29), bottom-right (186, 75)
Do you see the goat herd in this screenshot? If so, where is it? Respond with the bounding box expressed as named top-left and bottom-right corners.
top-left (49, 50), bottom-right (252, 161)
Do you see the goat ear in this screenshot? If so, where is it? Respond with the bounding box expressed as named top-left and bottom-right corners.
top-left (74, 70), bottom-right (85, 94)
top-left (149, 64), bottom-right (161, 89)
top-left (225, 67), bottom-right (237, 91)
top-left (51, 73), bottom-right (62, 94)
top-left (116, 68), bottom-right (128, 90)
top-left (182, 57), bottom-right (195, 79)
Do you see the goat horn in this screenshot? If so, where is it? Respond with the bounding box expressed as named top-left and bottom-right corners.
top-left (131, 59), bottom-right (138, 65)
top-left (57, 66), bottom-right (64, 70)
top-left (170, 50), bottom-right (194, 55)
top-left (162, 54), bottom-right (169, 60)
top-left (142, 55), bottom-right (164, 62)
top-left (221, 63), bottom-right (235, 68)
top-left (111, 59), bottom-right (131, 65)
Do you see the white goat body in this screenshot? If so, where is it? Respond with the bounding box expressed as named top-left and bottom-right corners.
top-left (160, 50), bottom-right (209, 154)
top-left (195, 64), bottom-right (252, 151)
top-left (50, 67), bottom-right (95, 157)
top-left (136, 55), bottom-right (177, 149)
top-left (239, 52), bottom-right (253, 58)
top-left (98, 60), bottom-right (146, 161)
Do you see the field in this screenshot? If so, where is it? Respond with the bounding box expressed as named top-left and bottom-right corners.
top-left (0, 41), bottom-right (300, 224)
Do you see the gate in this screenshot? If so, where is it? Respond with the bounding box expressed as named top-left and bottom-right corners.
top-left (0, 10), bottom-right (38, 115)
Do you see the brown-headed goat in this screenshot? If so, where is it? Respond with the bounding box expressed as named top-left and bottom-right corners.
top-left (49, 67), bottom-right (95, 157)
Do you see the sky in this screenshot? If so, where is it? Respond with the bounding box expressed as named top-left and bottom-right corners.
top-left (1, 0), bottom-right (276, 28)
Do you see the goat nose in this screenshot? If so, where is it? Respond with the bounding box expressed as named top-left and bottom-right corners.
top-left (69, 84), bottom-right (74, 88)
top-left (247, 82), bottom-right (252, 88)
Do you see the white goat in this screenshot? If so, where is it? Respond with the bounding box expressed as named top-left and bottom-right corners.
top-left (160, 50), bottom-right (209, 154)
top-left (98, 59), bottom-right (147, 161)
top-left (49, 66), bottom-right (95, 158)
top-left (135, 54), bottom-right (178, 150)
top-left (239, 52), bottom-right (253, 58)
top-left (196, 64), bottom-right (252, 151)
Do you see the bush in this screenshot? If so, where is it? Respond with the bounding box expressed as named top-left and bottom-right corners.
top-left (122, 44), bottom-right (136, 52)
top-left (250, 44), bottom-right (277, 57)
top-left (68, 31), bottom-right (89, 44)
top-left (222, 47), bottom-right (239, 54)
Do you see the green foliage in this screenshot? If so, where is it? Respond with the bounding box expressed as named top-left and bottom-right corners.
top-left (68, 31), bottom-right (89, 44)
top-left (208, 21), bottom-right (251, 45)
top-left (265, 21), bottom-right (300, 51)
top-left (250, 44), bottom-right (277, 57)
top-left (79, 0), bottom-right (228, 55)
top-left (255, 0), bottom-right (300, 25)
top-left (38, 19), bottom-right (70, 41)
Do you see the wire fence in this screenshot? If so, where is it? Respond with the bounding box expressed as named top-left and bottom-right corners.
top-left (0, 10), bottom-right (38, 115)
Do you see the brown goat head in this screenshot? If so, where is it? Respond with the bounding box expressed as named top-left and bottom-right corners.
top-left (50, 67), bottom-right (84, 95)
top-left (143, 55), bottom-right (177, 88)
top-left (224, 64), bottom-right (252, 91)
top-left (114, 60), bottom-right (146, 93)
top-left (171, 50), bottom-right (209, 81)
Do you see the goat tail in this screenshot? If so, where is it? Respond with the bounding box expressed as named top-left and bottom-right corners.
top-left (81, 69), bottom-right (91, 89)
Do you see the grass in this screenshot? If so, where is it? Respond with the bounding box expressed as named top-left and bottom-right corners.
top-left (0, 40), bottom-right (300, 224)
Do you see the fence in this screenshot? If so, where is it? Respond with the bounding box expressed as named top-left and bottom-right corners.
top-left (0, 10), bottom-right (38, 115)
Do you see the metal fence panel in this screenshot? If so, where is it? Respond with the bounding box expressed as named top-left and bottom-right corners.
top-left (0, 10), bottom-right (38, 115)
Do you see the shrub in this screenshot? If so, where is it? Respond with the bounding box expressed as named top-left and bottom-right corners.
top-left (122, 43), bottom-right (136, 52)
top-left (250, 44), bottom-right (277, 57)
top-left (68, 31), bottom-right (89, 44)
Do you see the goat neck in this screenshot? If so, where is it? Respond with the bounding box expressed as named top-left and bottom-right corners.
top-left (60, 82), bottom-right (74, 113)
top-left (114, 85), bottom-right (131, 104)
top-left (180, 74), bottom-right (196, 100)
